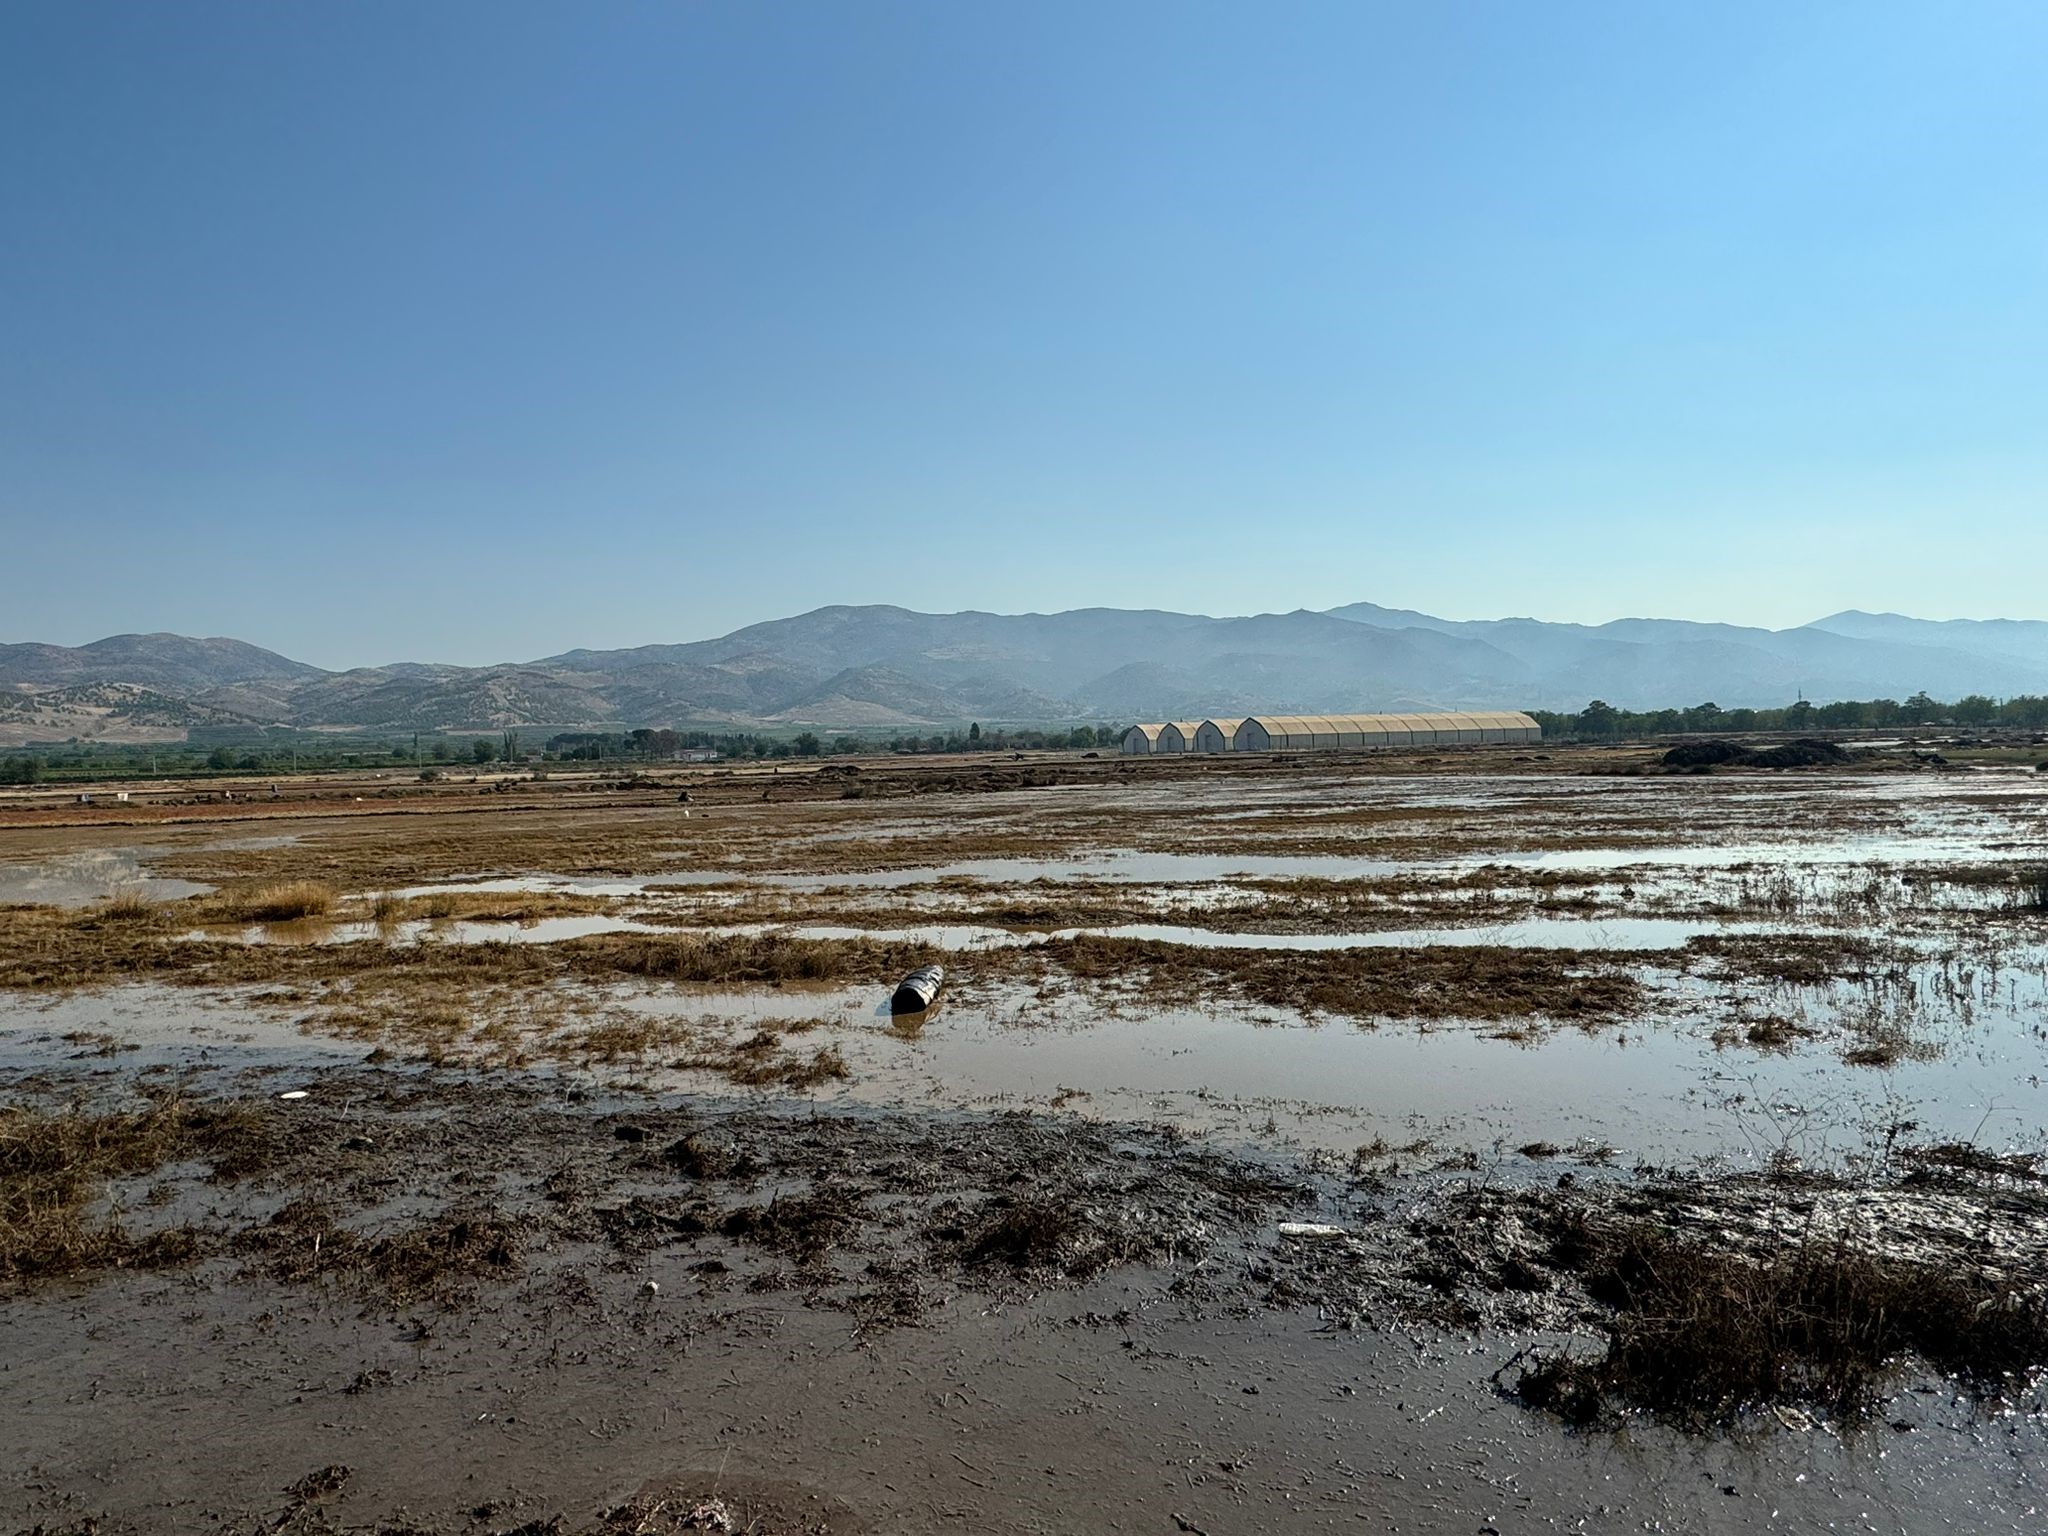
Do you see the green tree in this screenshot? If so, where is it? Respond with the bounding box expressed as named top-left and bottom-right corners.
top-left (1953, 694), bottom-right (1999, 725)
top-left (207, 747), bottom-right (236, 770)
top-left (1575, 700), bottom-right (1619, 737)
top-left (793, 732), bottom-right (821, 757)
top-left (472, 738), bottom-right (496, 763)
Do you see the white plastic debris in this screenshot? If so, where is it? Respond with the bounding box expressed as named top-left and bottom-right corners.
top-left (276, 1090), bottom-right (310, 1101)
top-left (683, 1498), bottom-right (734, 1532)
top-left (1277, 1222), bottom-right (1348, 1238)
top-left (640, 1280), bottom-right (661, 1297)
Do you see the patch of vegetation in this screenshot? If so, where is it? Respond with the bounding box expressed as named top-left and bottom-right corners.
top-left (1683, 932), bottom-right (1905, 987)
top-left (223, 879), bottom-right (335, 922)
top-left (1025, 934), bottom-right (1646, 1024)
top-left (100, 890), bottom-right (162, 921)
top-left (719, 1185), bottom-right (864, 1264)
top-left (1710, 1013), bottom-right (1819, 1052)
top-left (1517, 1216), bottom-right (2048, 1426)
top-left (242, 1197), bottom-right (524, 1300)
top-left (0, 1094), bottom-right (267, 1281)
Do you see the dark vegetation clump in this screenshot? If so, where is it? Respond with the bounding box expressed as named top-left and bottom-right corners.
top-left (1661, 739), bottom-right (1850, 771)
top-left (242, 1198), bottom-right (525, 1300)
top-left (1683, 932), bottom-right (1902, 986)
top-left (674, 1031), bottom-right (849, 1090)
top-left (1711, 1013), bottom-right (1820, 1052)
top-left (952, 1186), bottom-right (1218, 1280)
top-left (1660, 740), bottom-right (1750, 769)
top-left (660, 1132), bottom-right (761, 1180)
top-left (1897, 1142), bottom-right (2044, 1186)
top-left (960, 1199), bottom-right (1093, 1271)
top-left (1517, 1215), bottom-right (2048, 1426)
top-left (1032, 934), bottom-right (1644, 1024)
top-left (719, 1185), bottom-right (864, 1263)
top-left (0, 1094), bottom-right (268, 1281)
top-left (1744, 739), bottom-right (1852, 769)
top-left (581, 931), bottom-right (937, 985)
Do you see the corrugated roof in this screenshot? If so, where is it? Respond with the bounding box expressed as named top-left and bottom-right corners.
top-left (1237, 711), bottom-right (1540, 736)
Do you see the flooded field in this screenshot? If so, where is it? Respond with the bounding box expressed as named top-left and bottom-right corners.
top-left (4, 747), bottom-right (2048, 1531)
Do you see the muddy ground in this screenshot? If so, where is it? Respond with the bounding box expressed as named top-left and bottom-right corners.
top-left (5, 744), bottom-right (2048, 1532)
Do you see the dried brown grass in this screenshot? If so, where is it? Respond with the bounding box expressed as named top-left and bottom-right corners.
top-left (222, 880), bottom-right (335, 922)
top-left (0, 1094), bottom-right (267, 1281)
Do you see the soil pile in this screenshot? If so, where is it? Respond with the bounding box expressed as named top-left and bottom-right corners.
top-left (1662, 738), bottom-right (1851, 770)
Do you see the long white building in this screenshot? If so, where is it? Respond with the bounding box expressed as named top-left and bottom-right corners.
top-left (1122, 710), bottom-right (1541, 754)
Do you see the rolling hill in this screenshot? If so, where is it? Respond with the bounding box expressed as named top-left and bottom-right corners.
top-left (4, 601), bottom-right (2046, 739)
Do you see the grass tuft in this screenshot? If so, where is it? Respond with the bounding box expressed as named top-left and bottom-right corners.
top-left (100, 890), bottom-right (161, 922)
top-left (228, 880), bottom-right (335, 923)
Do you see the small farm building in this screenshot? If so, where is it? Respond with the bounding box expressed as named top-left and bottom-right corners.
top-left (1155, 721), bottom-right (1204, 753)
top-left (1194, 718), bottom-right (1247, 752)
top-left (1121, 724), bottom-right (1165, 755)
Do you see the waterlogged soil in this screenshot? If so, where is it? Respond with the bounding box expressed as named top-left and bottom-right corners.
top-left (3, 1069), bottom-right (2046, 1534)
top-left (6, 752), bottom-right (2048, 1530)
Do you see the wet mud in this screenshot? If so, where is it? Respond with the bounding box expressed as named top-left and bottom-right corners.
top-left (6, 751), bottom-right (2048, 1530)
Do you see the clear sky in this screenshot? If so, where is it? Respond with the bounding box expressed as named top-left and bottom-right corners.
top-left (4, 1), bottom-right (2045, 668)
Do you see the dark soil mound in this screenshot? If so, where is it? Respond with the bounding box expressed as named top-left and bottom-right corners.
top-left (1662, 738), bottom-right (1850, 771)
top-left (1661, 740), bottom-right (1749, 768)
top-left (1744, 738), bottom-right (1850, 769)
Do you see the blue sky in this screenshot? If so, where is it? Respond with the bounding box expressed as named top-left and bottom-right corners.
top-left (3, 1), bottom-right (2045, 667)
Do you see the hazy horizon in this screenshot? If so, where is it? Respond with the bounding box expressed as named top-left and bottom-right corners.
top-left (9, 595), bottom-right (2048, 676)
top-left (7, 1), bottom-right (2047, 667)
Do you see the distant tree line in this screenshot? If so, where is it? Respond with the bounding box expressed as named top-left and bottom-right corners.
top-left (0, 730), bottom-right (527, 786)
top-left (1534, 693), bottom-right (2048, 740)
top-left (545, 723), bottom-right (1126, 762)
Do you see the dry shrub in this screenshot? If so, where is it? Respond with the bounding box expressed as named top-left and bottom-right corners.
top-left (1519, 1216), bottom-right (2048, 1425)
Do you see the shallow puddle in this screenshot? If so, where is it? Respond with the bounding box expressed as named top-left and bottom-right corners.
top-left (0, 848), bottom-right (212, 906)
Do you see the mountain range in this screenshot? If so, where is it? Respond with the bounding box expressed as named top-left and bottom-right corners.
top-left (4, 604), bottom-right (2047, 742)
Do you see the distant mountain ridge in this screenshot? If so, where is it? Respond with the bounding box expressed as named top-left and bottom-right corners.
top-left (4, 602), bottom-right (2046, 738)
